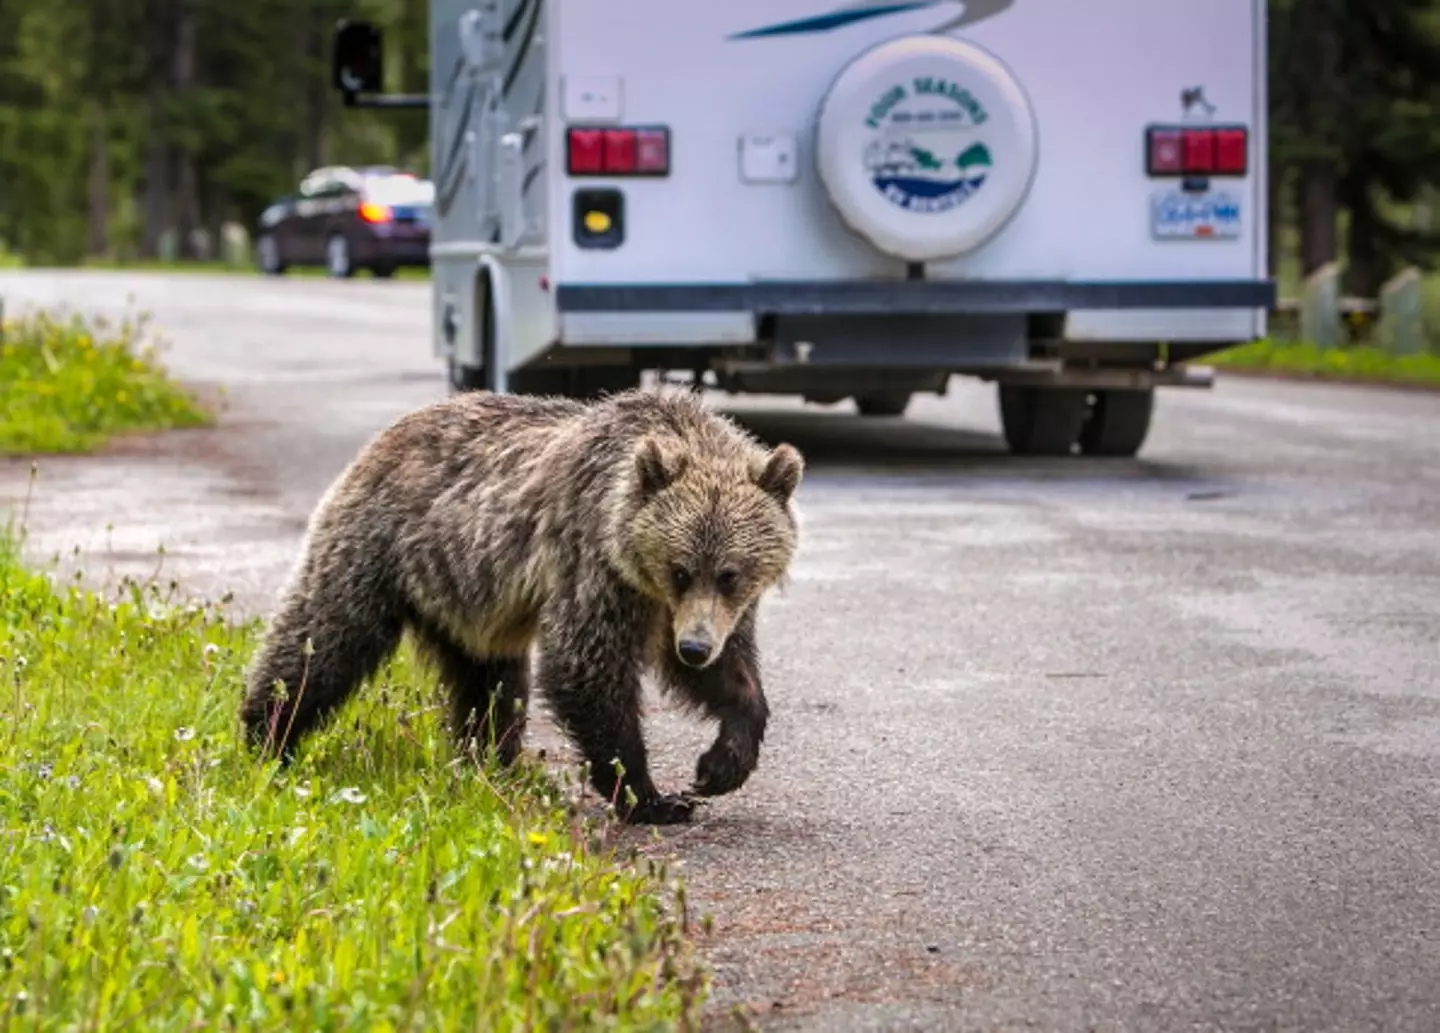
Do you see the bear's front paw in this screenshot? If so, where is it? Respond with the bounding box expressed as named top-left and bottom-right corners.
top-left (692, 740), bottom-right (755, 798)
top-left (624, 792), bottom-right (698, 826)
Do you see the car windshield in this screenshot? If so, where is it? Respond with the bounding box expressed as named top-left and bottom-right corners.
top-left (364, 175), bottom-right (434, 206)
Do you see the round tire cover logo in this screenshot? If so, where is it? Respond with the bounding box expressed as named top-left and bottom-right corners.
top-left (864, 78), bottom-right (992, 215)
top-left (813, 34), bottom-right (1039, 262)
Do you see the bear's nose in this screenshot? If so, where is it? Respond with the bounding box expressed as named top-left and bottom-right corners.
top-left (676, 638), bottom-right (712, 668)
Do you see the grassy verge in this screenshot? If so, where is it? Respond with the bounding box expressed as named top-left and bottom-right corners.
top-left (0, 309), bottom-right (213, 456)
top-left (1210, 338), bottom-right (1440, 388)
top-left (0, 528), bottom-right (705, 1030)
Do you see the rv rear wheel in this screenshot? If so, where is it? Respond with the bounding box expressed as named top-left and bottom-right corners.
top-left (509, 366), bottom-right (640, 399)
top-left (997, 385), bottom-right (1088, 456)
top-left (854, 391), bottom-right (912, 417)
top-left (1077, 389), bottom-right (1154, 457)
top-left (447, 360), bottom-right (484, 394)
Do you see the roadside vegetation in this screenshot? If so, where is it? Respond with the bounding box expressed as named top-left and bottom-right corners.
top-left (0, 298), bottom-right (705, 1028)
top-left (0, 309), bottom-right (212, 456)
top-left (0, 526), bottom-right (706, 1030)
top-left (1211, 337), bottom-right (1440, 387)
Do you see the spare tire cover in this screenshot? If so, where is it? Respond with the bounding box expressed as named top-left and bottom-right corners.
top-left (815, 34), bottom-right (1039, 263)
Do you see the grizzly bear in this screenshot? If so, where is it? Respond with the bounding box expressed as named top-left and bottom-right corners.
top-left (239, 387), bottom-right (804, 824)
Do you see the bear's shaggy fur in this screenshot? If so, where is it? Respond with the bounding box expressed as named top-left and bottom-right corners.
top-left (239, 387), bottom-right (804, 824)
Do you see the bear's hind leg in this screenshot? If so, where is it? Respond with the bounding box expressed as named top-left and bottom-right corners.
top-left (240, 585), bottom-right (405, 759)
top-left (412, 624), bottom-right (531, 765)
top-left (656, 606), bottom-right (770, 799)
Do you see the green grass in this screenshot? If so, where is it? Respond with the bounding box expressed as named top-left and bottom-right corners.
top-left (0, 529), bottom-right (706, 1031)
top-left (1210, 338), bottom-right (1440, 387)
top-left (0, 310), bottom-right (213, 456)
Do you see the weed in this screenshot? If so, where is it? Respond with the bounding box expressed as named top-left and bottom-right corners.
top-left (0, 308), bottom-right (212, 456)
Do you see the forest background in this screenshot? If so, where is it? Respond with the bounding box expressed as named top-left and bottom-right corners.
top-left (2, 0), bottom-right (1439, 313)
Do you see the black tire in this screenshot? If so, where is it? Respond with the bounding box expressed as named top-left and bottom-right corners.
top-left (997, 385), bottom-right (1089, 456)
top-left (1077, 389), bottom-right (1155, 457)
top-left (854, 391), bottom-right (912, 417)
top-left (510, 365), bottom-right (639, 399)
top-left (371, 264), bottom-right (397, 279)
top-left (256, 234), bottom-right (286, 276)
top-left (572, 366), bottom-right (641, 398)
top-left (447, 359), bottom-right (485, 394)
top-left (324, 234), bottom-right (354, 279)
top-left (454, 273), bottom-right (640, 399)
top-left (448, 273), bottom-right (501, 394)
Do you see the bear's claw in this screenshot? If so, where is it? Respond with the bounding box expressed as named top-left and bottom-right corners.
top-left (692, 741), bottom-right (754, 798)
top-left (625, 792), bottom-right (699, 825)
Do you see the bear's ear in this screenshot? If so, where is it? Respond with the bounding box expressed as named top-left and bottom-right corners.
top-left (634, 436), bottom-right (688, 497)
top-left (753, 443), bottom-right (804, 503)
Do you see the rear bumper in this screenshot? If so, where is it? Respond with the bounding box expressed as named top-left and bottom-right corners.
top-left (554, 279), bottom-right (1276, 315)
top-left (357, 235), bottom-right (432, 266)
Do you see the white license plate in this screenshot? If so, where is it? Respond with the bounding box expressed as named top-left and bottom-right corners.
top-left (1150, 189), bottom-right (1242, 240)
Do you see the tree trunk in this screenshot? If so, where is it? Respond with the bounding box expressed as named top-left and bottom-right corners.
top-left (304, 3), bottom-right (329, 172)
top-left (1266, 164), bottom-right (1284, 281)
top-left (1341, 172), bottom-right (1386, 300)
top-left (141, 127), bottom-right (170, 258)
top-left (1294, 0), bottom-right (1342, 278)
top-left (1299, 163), bottom-right (1339, 276)
top-left (141, 0), bottom-right (175, 259)
top-left (86, 107), bottom-right (110, 258)
top-left (171, 1), bottom-right (203, 259)
top-left (83, 0), bottom-right (113, 260)
top-left (394, 0), bottom-right (429, 166)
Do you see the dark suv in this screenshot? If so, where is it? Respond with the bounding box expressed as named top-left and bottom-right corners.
top-left (254, 165), bottom-right (433, 278)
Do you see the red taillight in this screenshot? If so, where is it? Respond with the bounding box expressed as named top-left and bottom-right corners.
top-left (1213, 128), bottom-right (1248, 174)
top-left (568, 129), bottom-right (605, 173)
top-left (359, 201), bottom-right (392, 223)
top-left (1145, 124), bottom-right (1248, 177)
top-left (602, 129), bottom-right (637, 173)
top-left (1181, 129), bottom-right (1214, 173)
top-left (1146, 128), bottom-right (1184, 174)
top-left (567, 125), bottom-right (670, 176)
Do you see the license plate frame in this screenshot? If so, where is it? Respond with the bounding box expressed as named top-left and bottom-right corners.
top-left (1150, 188), bottom-right (1242, 241)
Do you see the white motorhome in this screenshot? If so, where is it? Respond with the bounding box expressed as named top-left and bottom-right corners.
top-left (330, 0), bottom-right (1273, 456)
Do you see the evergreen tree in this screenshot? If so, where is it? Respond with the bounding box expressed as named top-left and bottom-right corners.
top-left (0, 0), bottom-right (430, 263)
top-left (1269, 0), bottom-right (1440, 292)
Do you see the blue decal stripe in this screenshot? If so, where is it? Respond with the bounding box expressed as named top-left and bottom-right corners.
top-left (730, 2), bottom-right (936, 39)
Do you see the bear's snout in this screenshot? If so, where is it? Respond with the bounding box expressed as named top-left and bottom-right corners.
top-left (676, 636), bottom-right (714, 668)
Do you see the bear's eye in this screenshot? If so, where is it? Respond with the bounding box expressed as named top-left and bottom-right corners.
top-left (716, 569), bottom-right (740, 595)
top-left (669, 565), bottom-right (692, 594)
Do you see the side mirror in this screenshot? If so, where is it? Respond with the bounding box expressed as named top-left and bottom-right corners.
top-left (333, 19), bottom-right (384, 95)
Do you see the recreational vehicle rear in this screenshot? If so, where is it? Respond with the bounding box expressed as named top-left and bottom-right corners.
top-left (330, 0), bottom-right (1273, 457)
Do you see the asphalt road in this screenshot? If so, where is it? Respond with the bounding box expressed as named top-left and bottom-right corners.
top-left (3, 270), bottom-right (1440, 1032)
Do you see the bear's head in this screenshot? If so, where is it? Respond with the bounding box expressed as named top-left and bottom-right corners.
top-left (620, 434), bottom-right (804, 670)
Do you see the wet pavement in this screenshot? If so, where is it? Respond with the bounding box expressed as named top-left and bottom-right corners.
top-left (3, 270), bottom-right (1440, 1032)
